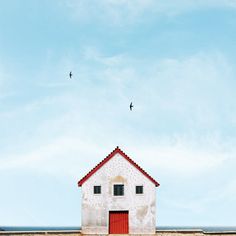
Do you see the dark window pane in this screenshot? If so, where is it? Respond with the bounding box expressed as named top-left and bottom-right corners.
top-left (94, 185), bottom-right (101, 194)
top-left (136, 186), bottom-right (143, 194)
top-left (114, 184), bottom-right (124, 196)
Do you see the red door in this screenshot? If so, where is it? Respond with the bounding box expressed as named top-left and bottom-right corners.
top-left (109, 211), bottom-right (129, 234)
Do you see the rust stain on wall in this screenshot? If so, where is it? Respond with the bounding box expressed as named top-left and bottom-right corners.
top-left (108, 175), bottom-right (127, 195)
top-left (137, 205), bottom-right (148, 221)
top-left (111, 175), bottom-right (127, 183)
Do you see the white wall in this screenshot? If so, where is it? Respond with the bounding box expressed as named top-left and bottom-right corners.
top-left (81, 153), bottom-right (156, 234)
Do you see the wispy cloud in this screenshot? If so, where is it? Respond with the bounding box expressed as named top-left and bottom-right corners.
top-left (64, 0), bottom-right (155, 25)
top-left (1, 0), bottom-right (236, 226)
top-left (162, 177), bottom-right (236, 218)
top-left (0, 121), bottom-right (232, 179)
top-left (1, 49), bottom-right (236, 227)
top-left (64, 0), bottom-right (236, 25)
top-left (83, 47), bottom-right (125, 66)
top-left (1, 50), bottom-right (235, 179)
top-left (154, 0), bottom-right (236, 16)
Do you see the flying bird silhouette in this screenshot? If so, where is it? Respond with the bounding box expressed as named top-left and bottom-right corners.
top-left (130, 102), bottom-right (133, 111)
top-left (69, 71), bottom-right (72, 79)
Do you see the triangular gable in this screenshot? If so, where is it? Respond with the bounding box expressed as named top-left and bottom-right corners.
top-left (78, 146), bottom-right (160, 187)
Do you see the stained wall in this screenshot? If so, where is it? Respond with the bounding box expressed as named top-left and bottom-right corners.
top-left (81, 153), bottom-right (156, 234)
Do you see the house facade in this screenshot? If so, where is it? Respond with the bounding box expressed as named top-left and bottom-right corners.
top-left (78, 147), bottom-right (160, 234)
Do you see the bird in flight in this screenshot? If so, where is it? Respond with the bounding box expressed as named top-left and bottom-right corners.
top-left (69, 71), bottom-right (73, 79)
top-left (130, 102), bottom-right (133, 111)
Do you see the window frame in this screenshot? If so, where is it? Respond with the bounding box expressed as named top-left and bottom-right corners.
top-left (93, 185), bottom-right (101, 195)
top-left (136, 185), bottom-right (144, 195)
top-left (113, 184), bottom-right (124, 196)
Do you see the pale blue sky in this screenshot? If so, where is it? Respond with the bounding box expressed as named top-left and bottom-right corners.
top-left (0, 0), bottom-right (236, 227)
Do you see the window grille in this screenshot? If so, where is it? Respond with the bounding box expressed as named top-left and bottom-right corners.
top-left (136, 185), bottom-right (143, 194)
top-left (114, 184), bottom-right (124, 196)
top-left (94, 185), bottom-right (101, 194)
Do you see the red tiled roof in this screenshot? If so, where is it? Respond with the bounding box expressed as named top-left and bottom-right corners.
top-left (78, 146), bottom-right (160, 187)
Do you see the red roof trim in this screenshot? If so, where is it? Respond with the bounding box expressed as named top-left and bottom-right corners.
top-left (78, 146), bottom-right (160, 187)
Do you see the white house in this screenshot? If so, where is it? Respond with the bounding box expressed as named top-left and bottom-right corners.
top-left (78, 146), bottom-right (160, 234)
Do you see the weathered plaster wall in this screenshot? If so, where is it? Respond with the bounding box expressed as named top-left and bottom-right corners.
top-left (81, 153), bottom-right (156, 234)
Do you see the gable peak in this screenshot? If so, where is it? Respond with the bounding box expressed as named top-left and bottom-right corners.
top-left (78, 146), bottom-right (160, 187)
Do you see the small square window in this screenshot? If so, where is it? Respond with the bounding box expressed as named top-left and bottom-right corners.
top-left (136, 186), bottom-right (143, 194)
top-left (94, 185), bottom-right (101, 194)
top-left (114, 184), bottom-right (124, 196)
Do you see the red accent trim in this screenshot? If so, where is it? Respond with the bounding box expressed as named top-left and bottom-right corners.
top-left (78, 146), bottom-right (160, 187)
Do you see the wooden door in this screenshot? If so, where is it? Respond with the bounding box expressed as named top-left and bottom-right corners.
top-left (109, 211), bottom-right (129, 234)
